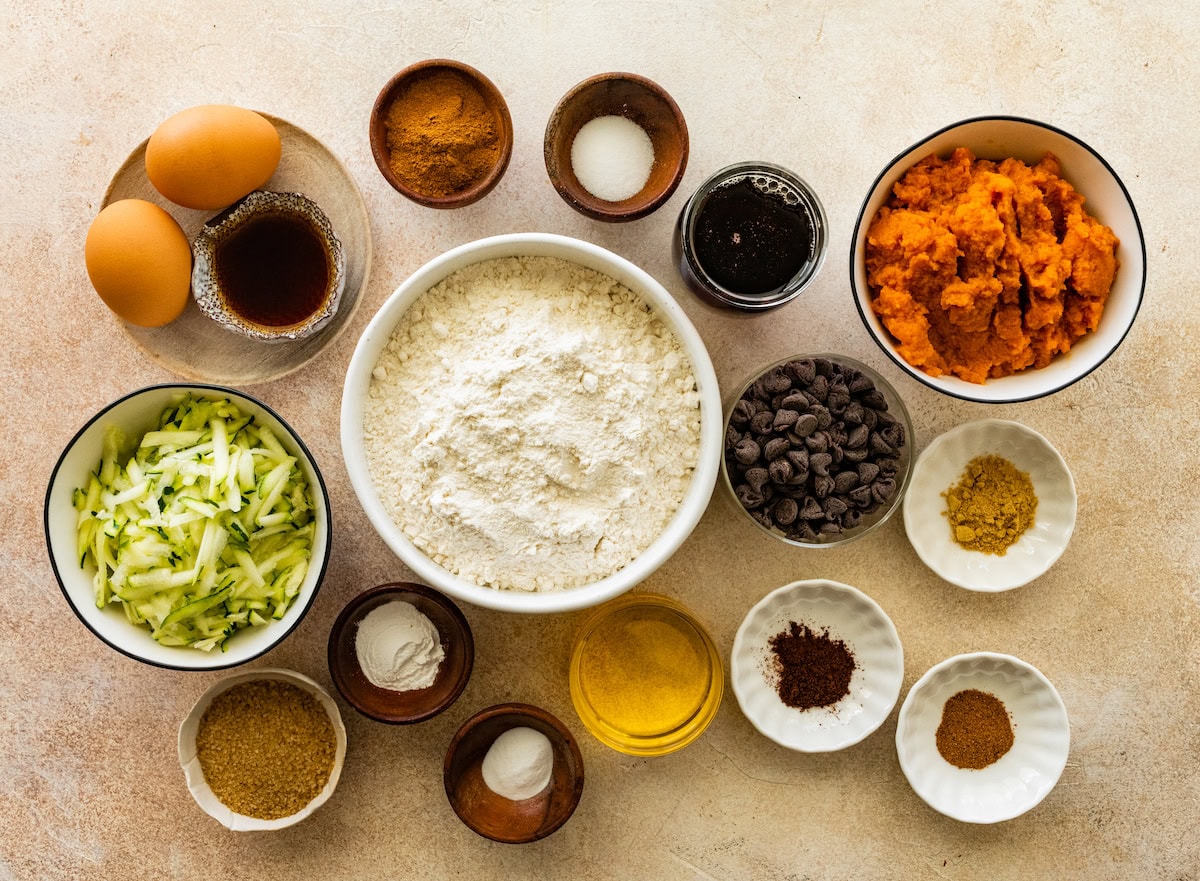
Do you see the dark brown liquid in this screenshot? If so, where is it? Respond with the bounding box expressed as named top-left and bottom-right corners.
top-left (215, 212), bottom-right (331, 328)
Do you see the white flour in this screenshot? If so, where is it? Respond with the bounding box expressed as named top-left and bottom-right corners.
top-left (364, 256), bottom-right (700, 592)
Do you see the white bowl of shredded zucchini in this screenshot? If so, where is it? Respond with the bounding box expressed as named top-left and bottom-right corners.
top-left (45, 384), bottom-right (331, 669)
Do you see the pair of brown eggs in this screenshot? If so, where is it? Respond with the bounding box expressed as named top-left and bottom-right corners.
top-left (85, 105), bottom-right (281, 327)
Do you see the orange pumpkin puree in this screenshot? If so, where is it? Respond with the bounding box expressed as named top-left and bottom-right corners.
top-left (865, 148), bottom-right (1119, 383)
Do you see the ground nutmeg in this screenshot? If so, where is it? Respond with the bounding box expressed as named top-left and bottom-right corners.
top-left (383, 69), bottom-right (501, 198)
top-left (767, 620), bottom-right (857, 710)
top-left (195, 679), bottom-right (336, 820)
top-left (935, 689), bottom-right (1015, 769)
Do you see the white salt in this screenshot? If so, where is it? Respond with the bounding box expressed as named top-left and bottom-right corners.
top-left (570, 115), bottom-right (655, 202)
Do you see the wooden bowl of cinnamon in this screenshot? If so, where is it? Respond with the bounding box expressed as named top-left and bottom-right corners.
top-left (369, 59), bottom-right (513, 208)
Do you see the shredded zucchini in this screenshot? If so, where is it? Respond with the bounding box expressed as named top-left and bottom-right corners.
top-left (75, 393), bottom-right (317, 652)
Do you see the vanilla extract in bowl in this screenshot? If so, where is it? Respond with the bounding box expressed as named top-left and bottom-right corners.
top-left (216, 211), bottom-right (330, 327)
top-left (192, 190), bottom-right (346, 342)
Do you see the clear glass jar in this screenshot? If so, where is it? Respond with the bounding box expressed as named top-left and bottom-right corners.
top-left (674, 161), bottom-right (828, 311)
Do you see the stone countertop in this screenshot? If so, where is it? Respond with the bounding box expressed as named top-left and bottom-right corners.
top-left (2, 2), bottom-right (1196, 879)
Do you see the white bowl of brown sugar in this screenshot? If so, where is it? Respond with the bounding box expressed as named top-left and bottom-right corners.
top-left (904, 419), bottom-right (1076, 592)
top-left (178, 668), bottom-right (346, 830)
top-left (895, 652), bottom-right (1070, 823)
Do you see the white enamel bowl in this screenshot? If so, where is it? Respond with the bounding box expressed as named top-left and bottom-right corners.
top-left (850, 115), bottom-right (1146, 403)
top-left (341, 233), bottom-right (722, 613)
top-left (904, 419), bottom-right (1076, 592)
top-left (731, 579), bottom-right (903, 752)
top-left (895, 652), bottom-right (1070, 823)
top-left (178, 668), bottom-right (347, 831)
top-left (44, 384), bottom-right (332, 670)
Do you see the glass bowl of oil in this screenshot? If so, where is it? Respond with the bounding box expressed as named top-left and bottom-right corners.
top-left (568, 593), bottom-right (723, 756)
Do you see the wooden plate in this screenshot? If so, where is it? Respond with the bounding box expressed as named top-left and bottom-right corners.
top-left (102, 113), bottom-right (371, 385)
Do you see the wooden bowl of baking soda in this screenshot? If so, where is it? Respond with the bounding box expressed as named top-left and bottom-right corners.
top-left (369, 59), bottom-right (514, 208)
top-left (444, 703), bottom-right (585, 843)
top-left (327, 583), bottom-right (474, 724)
top-left (544, 72), bottom-right (689, 222)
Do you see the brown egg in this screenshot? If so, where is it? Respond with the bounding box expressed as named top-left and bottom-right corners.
top-left (146, 105), bottom-right (281, 210)
top-left (85, 199), bottom-right (192, 327)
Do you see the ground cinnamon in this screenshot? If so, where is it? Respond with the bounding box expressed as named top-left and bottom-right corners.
top-left (935, 689), bottom-right (1014, 769)
top-left (383, 69), bottom-right (501, 197)
top-left (767, 621), bottom-right (857, 710)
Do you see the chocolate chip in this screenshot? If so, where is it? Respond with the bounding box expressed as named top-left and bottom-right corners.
top-left (773, 409), bottom-right (800, 432)
top-left (809, 452), bottom-right (833, 476)
top-left (769, 458), bottom-right (793, 485)
top-left (734, 438), bottom-right (761, 465)
top-left (763, 368), bottom-right (792, 394)
top-left (833, 471), bottom-right (860, 494)
top-left (869, 432), bottom-right (896, 456)
top-left (804, 431), bottom-right (829, 453)
top-left (737, 484), bottom-right (766, 509)
top-left (843, 402), bottom-right (864, 426)
top-left (800, 498), bottom-right (825, 520)
top-left (823, 496), bottom-right (849, 518)
top-left (787, 359), bottom-right (817, 385)
top-left (793, 413), bottom-right (819, 437)
top-left (785, 448), bottom-right (809, 473)
top-left (872, 478), bottom-right (897, 504)
top-left (764, 437), bottom-right (790, 461)
top-left (842, 446), bottom-right (869, 463)
top-left (750, 412), bottom-right (775, 435)
top-left (846, 424), bottom-right (869, 449)
top-left (858, 462), bottom-right (880, 484)
top-left (773, 497), bottom-right (799, 526)
top-left (812, 406), bottom-right (832, 430)
top-left (813, 473), bottom-right (835, 499)
top-left (745, 467), bottom-right (770, 493)
top-left (848, 373), bottom-right (874, 395)
top-left (780, 393), bottom-right (808, 411)
top-left (861, 390), bottom-right (888, 410)
top-left (819, 521), bottom-right (843, 535)
top-left (809, 374), bottom-right (829, 402)
top-left (813, 358), bottom-right (834, 377)
top-left (731, 399), bottom-right (755, 426)
top-left (849, 485), bottom-right (874, 508)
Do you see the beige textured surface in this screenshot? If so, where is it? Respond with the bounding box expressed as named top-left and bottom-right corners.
top-left (2, 2), bottom-right (1196, 879)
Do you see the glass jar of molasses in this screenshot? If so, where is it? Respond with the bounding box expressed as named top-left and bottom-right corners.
top-left (674, 162), bottom-right (827, 311)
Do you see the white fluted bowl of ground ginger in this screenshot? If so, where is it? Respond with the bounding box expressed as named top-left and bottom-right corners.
top-left (341, 233), bottom-right (722, 614)
top-left (903, 419), bottom-right (1076, 592)
top-left (178, 668), bottom-right (346, 831)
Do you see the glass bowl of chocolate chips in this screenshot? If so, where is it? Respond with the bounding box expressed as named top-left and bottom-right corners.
top-left (721, 354), bottom-right (912, 547)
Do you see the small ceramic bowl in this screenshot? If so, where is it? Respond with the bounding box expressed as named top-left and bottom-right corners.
top-left (721, 354), bottom-right (913, 548)
top-left (369, 59), bottom-right (513, 208)
top-left (731, 580), bottom-right (903, 752)
top-left (904, 419), bottom-right (1076, 592)
top-left (192, 190), bottom-right (346, 342)
top-left (850, 115), bottom-right (1146, 403)
top-left (444, 703), bottom-right (585, 843)
top-left (327, 582), bottom-right (474, 724)
top-left (44, 383), bottom-right (331, 671)
top-left (896, 652), bottom-right (1070, 823)
top-left (178, 668), bottom-right (347, 831)
top-left (544, 72), bottom-right (688, 222)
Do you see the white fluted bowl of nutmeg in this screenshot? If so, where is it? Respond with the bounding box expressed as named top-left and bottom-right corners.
top-left (721, 354), bottom-right (912, 547)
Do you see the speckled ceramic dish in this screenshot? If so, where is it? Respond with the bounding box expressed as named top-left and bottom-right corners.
top-left (903, 419), bottom-right (1076, 592)
top-left (192, 190), bottom-right (346, 342)
top-left (178, 668), bottom-right (347, 831)
top-left (895, 652), bottom-right (1070, 823)
top-left (731, 579), bottom-right (903, 752)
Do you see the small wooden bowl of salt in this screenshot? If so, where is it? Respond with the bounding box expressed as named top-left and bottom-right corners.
top-left (544, 72), bottom-right (689, 222)
top-left (327, 582), bottom-right (474, 724)
top-left (444, 703), bottom-right (585, 843)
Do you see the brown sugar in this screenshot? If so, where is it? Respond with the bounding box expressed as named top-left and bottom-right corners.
top-left (196, 680), bottom-right (336, 819)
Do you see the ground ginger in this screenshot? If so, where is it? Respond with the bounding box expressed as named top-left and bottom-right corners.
top-left (942, 454), bottom-right (1037, 555)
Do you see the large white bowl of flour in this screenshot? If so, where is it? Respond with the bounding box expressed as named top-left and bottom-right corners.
top-left (342, 234), bottom-right (721, 613)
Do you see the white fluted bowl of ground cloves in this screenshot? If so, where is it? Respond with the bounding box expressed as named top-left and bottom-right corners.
top-left (178, 668), bottom-right (347, 831)
top-left (731, 579), bottom-right (903, 752)
top-left (904, 419), bottom-right (1076, 592)
top-left (342, 233), bottom-right (722, 614)
top-left (896, 652), bottom-right (1070, 823)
